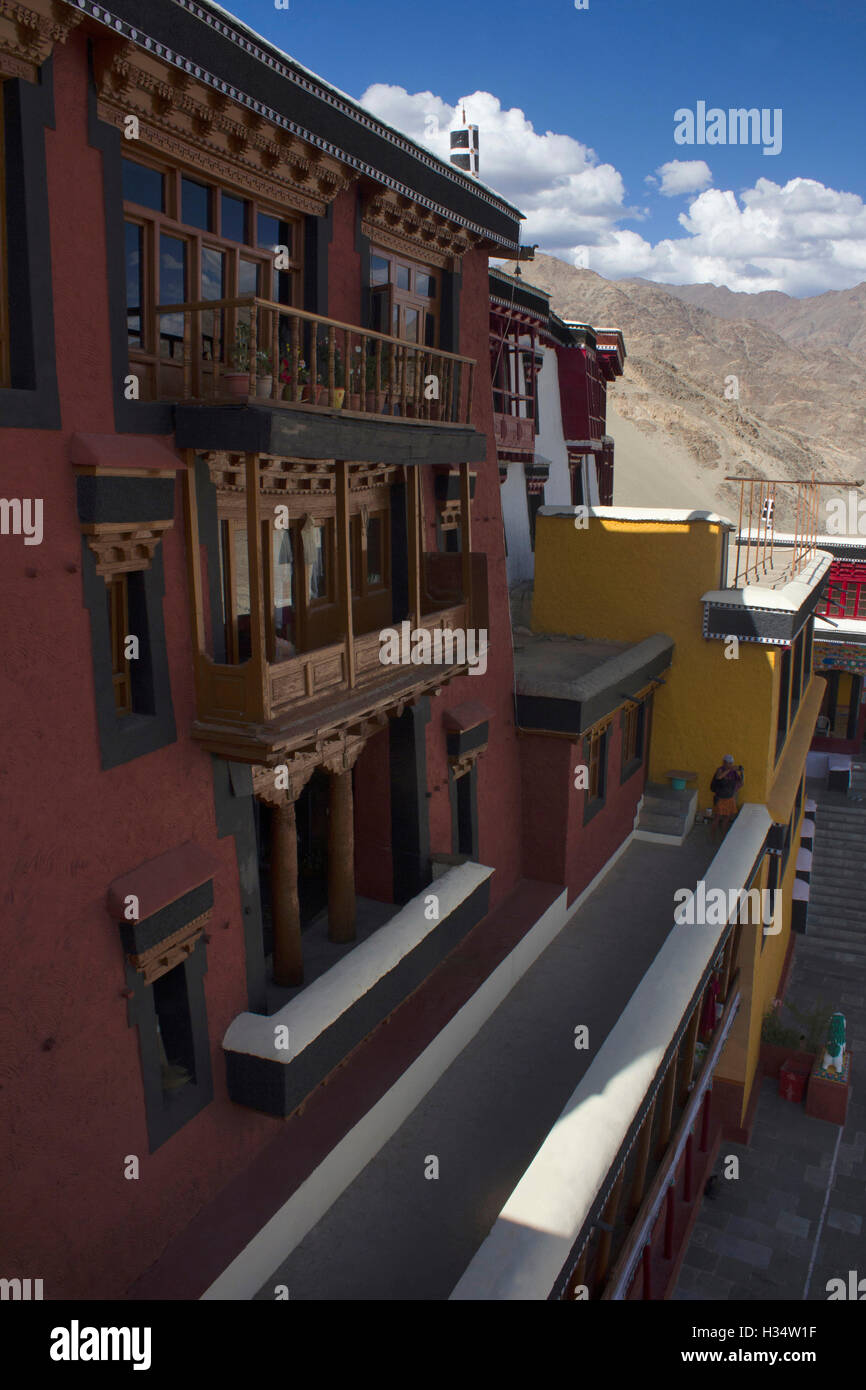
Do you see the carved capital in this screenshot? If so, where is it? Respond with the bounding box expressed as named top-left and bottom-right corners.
top-left (128, 910), bottom-right (211, 986)
top-left (83, 521), bottom-right (173, 579)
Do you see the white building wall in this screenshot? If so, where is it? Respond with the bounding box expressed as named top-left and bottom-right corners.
top-left (501, 341), bottom-right (573, 587)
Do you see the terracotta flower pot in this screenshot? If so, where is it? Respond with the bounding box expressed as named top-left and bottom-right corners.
top-left (348, 393), bottom-right (361, 412)
top-left (366, 390), bottom-right (387, 414)
top-left (223, 371), bottom-right (250, 397)
top-left (255, 375), bottom-right (273, 399)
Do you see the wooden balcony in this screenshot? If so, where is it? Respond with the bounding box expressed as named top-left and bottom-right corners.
top-left (139, 295), bottom-right (476, 426)
top-left (493, 411), bottom-right (534, 456)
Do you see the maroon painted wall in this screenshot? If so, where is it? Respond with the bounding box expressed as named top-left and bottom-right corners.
top-left (353, 727), bottom-right (393, 900)
top-left (0, 35), bottom-right (281, 1301)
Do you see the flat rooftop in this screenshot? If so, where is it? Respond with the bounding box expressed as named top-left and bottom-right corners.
top-left (513, 632), bottom-right (674, 734)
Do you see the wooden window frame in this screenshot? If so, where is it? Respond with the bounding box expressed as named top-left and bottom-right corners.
top-left (585, 720), bottom-right (611, 820)
top-left (108, 574), bottom-right (132, 715)
top-left (370, 246), bottom-right (440, 348)
top-left (122, 153), bottom-right (302, 395)
top-left (0, 87), bottom-right (9, 389)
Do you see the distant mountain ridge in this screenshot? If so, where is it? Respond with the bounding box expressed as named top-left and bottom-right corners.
top-left (497, 253), bottom-right (866, 529)
top-left (627, 278), bottom-right (866, 358)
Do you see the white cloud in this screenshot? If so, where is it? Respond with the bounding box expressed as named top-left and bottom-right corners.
top-left (359, 84), bottom-right (635, 257)
top-left (358, 84), bottom-right (866, 295)
top-left (654, 160), bottom-right (712, 197)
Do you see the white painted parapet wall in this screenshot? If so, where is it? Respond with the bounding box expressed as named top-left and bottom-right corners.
top-left (223, 861), bottom-right (493, 1063)
top-left (449, 804), bottom-right (771, 1301)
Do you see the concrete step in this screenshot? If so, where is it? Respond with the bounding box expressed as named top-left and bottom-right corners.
top-left (806, 917), bottom-right (866, 939)
top-left (637, 811), bottom-right (689, 835)
top-left (798, 940), bottom-right (866, 965)
top-left (807, 905), bottom-right (866, 926)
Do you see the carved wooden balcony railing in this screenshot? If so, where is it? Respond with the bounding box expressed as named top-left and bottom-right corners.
top-left (146, 295), bottom-right (476, 425)
top-left (492, 411), bottom-right (535, 455)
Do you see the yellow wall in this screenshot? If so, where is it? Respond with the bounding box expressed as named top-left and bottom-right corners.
top-left (532, 515), bottom-right (779, 810)
top-left (533, 513), bottom-right (815, 1123)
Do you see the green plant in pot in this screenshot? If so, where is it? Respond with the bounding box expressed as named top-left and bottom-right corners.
top-left (255, 348), bottom-right (273, 399)
top-left (224, 321), bottom-right (251, 397)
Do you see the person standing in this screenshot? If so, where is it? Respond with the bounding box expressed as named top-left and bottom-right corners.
top-left (710, 755), bottom-right (743, 839)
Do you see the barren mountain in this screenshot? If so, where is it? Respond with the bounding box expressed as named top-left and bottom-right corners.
top-left (499, 254), bottom-right (866, 530)
top-left (637, 279), bottom-right (866, 358)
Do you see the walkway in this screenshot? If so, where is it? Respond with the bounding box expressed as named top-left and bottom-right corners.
top-left (254, 831), bottom-right (714, 1300)
top-left (676, 774), bottom-right (866, 1300)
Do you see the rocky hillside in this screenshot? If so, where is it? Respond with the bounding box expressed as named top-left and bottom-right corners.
top-left (498, 254), bottom-right (866, 531)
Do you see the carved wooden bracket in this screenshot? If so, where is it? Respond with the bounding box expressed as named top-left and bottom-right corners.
top-left (83, 521), bottom-right (173, 580)
top-left (128, 910), bottom-right (211, 986)
top-left (0, 0), bottom-right (83, 82)
top-left (449, 744), bottom-right (487, 779)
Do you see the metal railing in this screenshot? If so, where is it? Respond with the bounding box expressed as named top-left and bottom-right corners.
top-left (727, 474), bottom-right (862, 587)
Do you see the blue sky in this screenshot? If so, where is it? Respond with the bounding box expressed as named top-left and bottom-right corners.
top-left (226, 0), bottom-right (866, 296)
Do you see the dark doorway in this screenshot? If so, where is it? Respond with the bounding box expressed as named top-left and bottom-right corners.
top-left (296, 769), bottom-right (330, 926)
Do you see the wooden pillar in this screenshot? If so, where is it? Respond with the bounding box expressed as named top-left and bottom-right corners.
top-left (678, 1007), bottom-right (701, 1109)
top-left (655, 1048), bottom-right (678, 1160)
top-left (271, 798), bottom-right (303, 987)
top-left (594, 1168), bottom-right (625, 1292)
top-left (700, 1086), bottom-right (712, 1152)
top-left (684, 1134), bottom-right (695, 1203)
top-left (327, 766), bottom-right (356, 943)
top-left (244, 452), bottom-right (268, 721)
top-left (642, 1243), bottom-right (652, 1301)
top-left (336, 460), bottom-right (355, 688)
top-left (628, 1096), bottom-right (656, 1220)
top-left (663, 1184), bottom-right (675, 1260)
top-left (406, 465), bottom-right (422, 632)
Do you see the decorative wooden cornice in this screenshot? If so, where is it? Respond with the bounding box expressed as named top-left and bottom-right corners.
top-left (82, 520), bottom-right (173, 578)
top-left (0, 0), bottom-right (82, 81)
top-left (449, 745), bottom-right (487, 779)
top-left (92, 37), bottom-right (357, 217)
top-left (202, 453), bottom-right (398, 498)
top-left (128, 909), bottom-right (210, 986)
top-left (362, 188), bottom-right (484, 269)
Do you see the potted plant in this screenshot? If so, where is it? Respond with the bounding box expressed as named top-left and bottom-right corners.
top-left (255, 348), bottom-right (273, 399)
top-left (224, 321), bottom-right (251, 397)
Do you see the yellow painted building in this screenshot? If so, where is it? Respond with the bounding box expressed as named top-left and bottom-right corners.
top-left (532, 506), bottom-right (830, 1125)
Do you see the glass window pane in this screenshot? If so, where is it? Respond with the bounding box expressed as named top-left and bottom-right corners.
top-left (234, 526), bottom-right (252, 663)
top-left (367, 516), bottom-right (383, 587)
top-left (272, 526), bottom-right (296, 658)
top-left (122, 159), bottom-right (163, 211)
top-left (396, 265), bottom-right (410, 290)
top-left (371, 255), bottom-right (389, 286)
top-left (404, 307), bottom-right (419, 342)
top-left (182, 176), bottom-right (211, 231)
top-left (257, 212), bottom-right (281, 250)
top-left (221, 193), bottom-right (247, 243)
top-left (125, 222), bottom-right (144, 348)
top-left (159, 234), bottom-right (187, 359)
top-left (307, 524), bottom-right (327, 600)
top-left (415, 273), bottom-right (436, 297)
top-left (424, 312), bottom-right (436, 348)
top-left (238, 259), bottom-right (260, 296)
top-left (201, 248), bottom-right (225, 362)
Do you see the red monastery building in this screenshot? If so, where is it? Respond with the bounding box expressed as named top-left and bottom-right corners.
top-left (1, 0), bottom-right (764, 1308)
